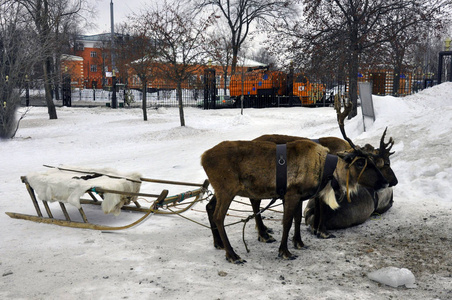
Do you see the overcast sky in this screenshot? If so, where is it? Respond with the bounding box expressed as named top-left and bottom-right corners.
top-left (87, 0), bottom-right (150, 34)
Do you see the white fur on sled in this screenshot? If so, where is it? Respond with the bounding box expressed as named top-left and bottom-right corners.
top-left (27, 167), bottom-right (142, 216)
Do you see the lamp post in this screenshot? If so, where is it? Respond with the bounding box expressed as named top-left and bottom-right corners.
top-left (112, 69), bottom-right (117, 108)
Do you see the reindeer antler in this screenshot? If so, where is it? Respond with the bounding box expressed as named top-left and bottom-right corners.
top-left (379, 127), bottom-right (395, 159)
top-left (334, 96), bottom-right (357, 150)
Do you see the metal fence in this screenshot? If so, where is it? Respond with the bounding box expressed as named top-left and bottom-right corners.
top-left (19, 72), bottom-right (436, 109)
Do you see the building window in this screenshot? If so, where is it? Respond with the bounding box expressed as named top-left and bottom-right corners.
top-left (90, 65), bottom-right (97, 72)
top-left (90, 51), bottom-right (97, 58)
top-left (75, 43), bottom-right (84, 51)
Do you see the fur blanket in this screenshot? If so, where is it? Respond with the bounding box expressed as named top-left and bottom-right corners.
top-left (27, 167), bottom-right (142, 216)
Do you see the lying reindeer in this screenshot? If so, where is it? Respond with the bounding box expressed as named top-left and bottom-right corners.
top-left (201, 101), bottom-right (389, 263)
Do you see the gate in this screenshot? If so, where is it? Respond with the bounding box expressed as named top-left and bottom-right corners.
top-left (203, 68), bottom-right (216, 109)
top-left (62, 75), bottom-right (71, 107)
top-left (370, 73), bottom-right (386, 95)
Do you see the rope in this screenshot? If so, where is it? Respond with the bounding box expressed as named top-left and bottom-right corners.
top-left (240, 198), bottom-right (278, 253)
top-left (166, 207), bottom-right (211, 229)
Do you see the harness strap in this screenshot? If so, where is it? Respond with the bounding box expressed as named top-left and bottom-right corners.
top-left (299, 153), bottom-right (338, 201)
top-left (276, 144), bottom-right (287, 198)
top-left (275, 142), bottom-right (339, 200)
top-left (316, 154), bottom-right (338, 195)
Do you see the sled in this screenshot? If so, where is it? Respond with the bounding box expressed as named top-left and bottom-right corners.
top-left (5, 166), bottom-right (210, 231)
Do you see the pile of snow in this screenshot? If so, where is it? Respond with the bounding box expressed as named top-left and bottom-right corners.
top-left (368, 267), bottom-right (417, 288)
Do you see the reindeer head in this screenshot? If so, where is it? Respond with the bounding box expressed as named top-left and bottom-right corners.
top-left (375, 128), bottom-right (398, 186)
top-left (334, 97), bottom-right (389, 200)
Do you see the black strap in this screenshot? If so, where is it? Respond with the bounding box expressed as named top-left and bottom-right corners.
top-left (309, 139), bottom-right (339, 193)
top-left (276, 144), bottom-right (287, 198)
top-left (307, 154), bottom-right (339, 200)
top-left (323, 154), bottom-right (338, 185)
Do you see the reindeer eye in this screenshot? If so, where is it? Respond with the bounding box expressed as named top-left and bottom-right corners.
top-left (354, 159), bottom-right (365, 168)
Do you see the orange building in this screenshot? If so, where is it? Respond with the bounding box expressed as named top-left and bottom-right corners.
top-left (60, 54), bottom-right (84, 88)
top-left (71, 33), bottom-right (115, 89)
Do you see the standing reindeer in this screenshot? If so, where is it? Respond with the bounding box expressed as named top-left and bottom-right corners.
top-left (201, 101), bottom-right (389, 263)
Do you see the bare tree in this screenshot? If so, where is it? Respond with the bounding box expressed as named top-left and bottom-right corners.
top-left (381, 1), bottom-right (450, 95)
top-left (300, 1), bottom-right (417, 117)
top-left (194, 0), bottom-right (295, 75)
top-left (118, 22), bottom-right (159, 121)
top-left (203, 22), bottom-right (234, 94)
top-left (140, 1), bottom-right (212, 126)
top-left (1, 2), bottom-right (39, 138)
top-left (12, 0), bottom-right (88, 119)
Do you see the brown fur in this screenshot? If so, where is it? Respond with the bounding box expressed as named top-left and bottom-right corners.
top-left (202, 139), bottom-right (389, 263)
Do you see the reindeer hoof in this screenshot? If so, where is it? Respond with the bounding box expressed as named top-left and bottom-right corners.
top-left (226, 256), bottom-right (246, 264)
top-left (317, 231), bottom-right (336, 239)
top-left (263, 226), bottom-right (274, 234)
top-left (293, 240), bottom-right (305, 249)
top-left (278, 250), bottom-right (298, 260)
top-left (258, 234), bottom-right (276, 243)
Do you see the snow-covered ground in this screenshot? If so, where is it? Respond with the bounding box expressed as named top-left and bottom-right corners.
top-left (1, 83), bottom-right (451, 299)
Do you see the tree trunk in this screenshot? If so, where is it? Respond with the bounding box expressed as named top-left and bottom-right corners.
top-left (392, 53), bottom-right (404, 96)
top-left (142, 80), bottom-right (147, 121)
top-left (177, 81), bottom-right (185, 126)
top-left (392, 65), bottom-right (401, 96)
top-left (43, 58), bottom-right (57, 119)
top-left (231, 50), bottom-right (238, 75)
top-left (348, 51), bottom-right (359, 119)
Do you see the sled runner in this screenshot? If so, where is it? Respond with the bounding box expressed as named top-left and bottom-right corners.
top-left (5, 166), bottom-right (210, 231)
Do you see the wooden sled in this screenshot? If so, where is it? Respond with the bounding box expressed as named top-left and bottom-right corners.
top-left (6, 169), bottom-right (210, 231)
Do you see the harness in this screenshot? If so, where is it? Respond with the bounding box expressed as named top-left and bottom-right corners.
top-left (275, 144), bottom-right (339, 200)
top-left (276, 144), bottom-right (287, 198)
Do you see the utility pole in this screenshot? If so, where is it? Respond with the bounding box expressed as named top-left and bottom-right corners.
top-left (110, 0), bottom-right (117, 108)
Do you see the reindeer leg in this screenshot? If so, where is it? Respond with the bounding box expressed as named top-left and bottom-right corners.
top-left (317, 200), bottom-right (336, 239)
top-left (292, 200), bottom-right (305, 249)
top-left (279, 195), bottom-right (298, 260)
top-left (250, 199), bottom-right (276, 243)
top-left (206, 195), bottom-right (224, 249)
top-left (213, 192), bottom-right (245, 264)
top-left (312, 196), bottom-right (321, 235)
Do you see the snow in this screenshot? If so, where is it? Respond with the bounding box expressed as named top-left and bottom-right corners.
top-left (368, 267), bottom-right (416, 288)
top-left (1, 83), bottom-right (452, 299)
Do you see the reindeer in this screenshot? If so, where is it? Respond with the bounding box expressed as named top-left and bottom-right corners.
top-left (201, 101), bottom-right (389, 263)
